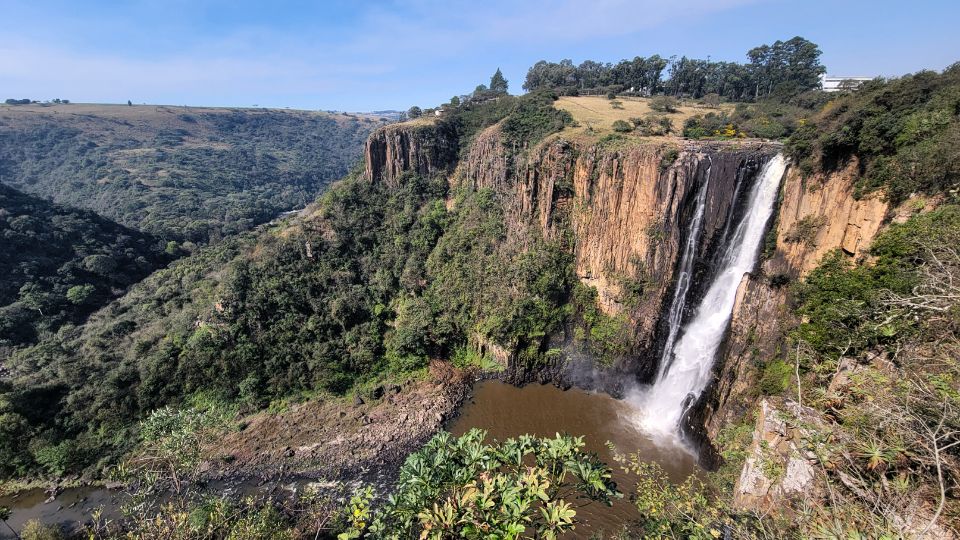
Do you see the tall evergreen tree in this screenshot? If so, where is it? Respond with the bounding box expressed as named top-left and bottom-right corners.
top-left (490, 68), bottom-right (509, 94)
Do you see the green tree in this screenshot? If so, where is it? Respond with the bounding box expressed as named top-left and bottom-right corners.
top-left (83, 254), bottom-right (118, 275)
top-left (747, 36), bottom-right (825, 99)
top-left (490, 68), bottom-right (509, 94)
top-left (0, 405), bottom-right (33, 476)
top-left (18, 282), bottom-right (53, 316)
top-left (65, 284), bottom-right (95, 305)
top-left (384, 296), bottom-right (433, 373)
top-left (407, 106), bottom-right (422, 119)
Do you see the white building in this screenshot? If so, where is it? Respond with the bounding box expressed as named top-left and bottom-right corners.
top-left (821, 75), bottom-right (874, 92)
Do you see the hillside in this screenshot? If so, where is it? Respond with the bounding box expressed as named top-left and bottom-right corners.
top-left (0, 184), bottom-right (172, 357)
top-left (0, 103), bottom-right (382, 243)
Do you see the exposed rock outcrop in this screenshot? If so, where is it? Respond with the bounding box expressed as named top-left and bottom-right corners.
top-left (734, 399), bottom-right (818, 511)
top-left (208, 362), bottom-right (470, 479)
top-left (770, 158), bottom-right (887, 276)
top-left (364, 121), bottom-right (458, 187)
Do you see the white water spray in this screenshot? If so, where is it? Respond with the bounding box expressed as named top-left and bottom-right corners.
top-left (655, 158), bottom-right (712, 380)
top-left (641, 154), bottom-right (787, 435)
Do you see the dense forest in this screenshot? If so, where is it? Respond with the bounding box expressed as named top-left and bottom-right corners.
top-left (0, 105), bottom-right (380, 244)
top-left (0, 184), bottom-right (172, 357)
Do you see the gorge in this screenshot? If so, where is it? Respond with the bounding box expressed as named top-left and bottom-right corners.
top-left (3, 62), bottom-right (959, 537)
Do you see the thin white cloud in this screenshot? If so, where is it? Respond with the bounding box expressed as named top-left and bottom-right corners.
top-left (0, 0), bottom-right (766, 108)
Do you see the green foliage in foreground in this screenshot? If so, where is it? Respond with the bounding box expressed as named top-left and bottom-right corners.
top-left (13, 428), bottom-right (796, 539)
top-left (50, 430), bottom-right (620, 539)
top-left (365, 429), bottom-right (619, 539)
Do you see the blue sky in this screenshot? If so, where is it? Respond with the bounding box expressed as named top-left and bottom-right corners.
top-left (1, 0), bottom-right (957, 111)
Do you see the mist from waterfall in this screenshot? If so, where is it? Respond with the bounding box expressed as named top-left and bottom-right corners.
top-left (640, 154), bottom-right (787, 436)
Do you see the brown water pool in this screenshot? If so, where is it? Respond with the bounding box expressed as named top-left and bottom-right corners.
top-left (0, 380), bottom-right (698, 538)
top-left (448, 380), bottom-right (700, 537)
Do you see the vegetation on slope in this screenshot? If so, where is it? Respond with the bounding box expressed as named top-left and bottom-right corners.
top-left (0, 184), bottom-right (173, 355)
top-left (0, 105), bottom-right (379, 243)
top-left (0, 93), bottom-right (578, 480)
top-left (774, 207), bottom-right (960, 534)
top-left (787, 62), bottom-right (960, 202)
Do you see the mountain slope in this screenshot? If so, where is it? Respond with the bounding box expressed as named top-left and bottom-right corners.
top-left (0, 103), bottom-right (381, 243)
top-left (0, 184), bottom-right (172, 357)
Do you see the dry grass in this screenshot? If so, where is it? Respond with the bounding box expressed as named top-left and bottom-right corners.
top-left (554, 95), bottom-right (735, 140)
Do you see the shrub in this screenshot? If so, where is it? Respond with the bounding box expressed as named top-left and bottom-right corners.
top-left (649, 95), bottom-right (679, 113)
top-left (702, 93), bottom-right (721, 108)
top-left (612, 120), bottom-right (633, 133)
top-left (65, 284), bottom-right (95, 305)
top-left (632, 115), bottom-right (674, 136)
top-left (368, 429), bottom-right (620, 537)
top-left (758, 359), bottom-right (793, 395)
top-left (20, 520), bottom-right (65, 540)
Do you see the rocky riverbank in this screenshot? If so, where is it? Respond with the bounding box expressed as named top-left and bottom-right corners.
top-left (199, 361), bottom-right (472, 485)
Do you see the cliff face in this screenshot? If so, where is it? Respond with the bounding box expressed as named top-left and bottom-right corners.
top-left (363, 120), bottom-right (887, 444)
top-left (364, 121), bottom-right (459, 188)
top-left (457, 125), bottom-right (780, 366)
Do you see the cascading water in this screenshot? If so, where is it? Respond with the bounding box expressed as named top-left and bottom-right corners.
top-left (654, 158), bottom-right (712, 380)
top-left (641, 154), bottom-right (787, 435)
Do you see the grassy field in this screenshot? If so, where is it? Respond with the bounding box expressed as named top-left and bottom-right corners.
top-left (554, 95), bottom-right (734, 139)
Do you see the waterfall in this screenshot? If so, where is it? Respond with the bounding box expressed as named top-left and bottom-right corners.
top-left (654, 158), bottom-right (712, 381)
top-left (641, 154), bottom-right (787, 435)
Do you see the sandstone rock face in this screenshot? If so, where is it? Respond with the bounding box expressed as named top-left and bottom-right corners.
top-left (364, 121), bottom-right (458, 188)
top-left (734, 399), bottom-right (817, 510)
top-left (702, 158), bottom-right (891, 445)
top-left (770, 158), bottom-right (887, 276)
top-left (458, 125), bottom-right (780, 358)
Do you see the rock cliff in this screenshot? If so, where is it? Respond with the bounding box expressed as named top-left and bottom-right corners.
top-left (363, 120), bottom-right (888, 447)
top-left (364, 120), bottom-right (459, 188)
top-left (453, 124), bottom-right (780, 366)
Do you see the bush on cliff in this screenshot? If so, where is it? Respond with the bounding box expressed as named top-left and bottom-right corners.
top-left (755, 205), bottom-right (960, 537)
top-left (787, 63), bottom-right (960, 202)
